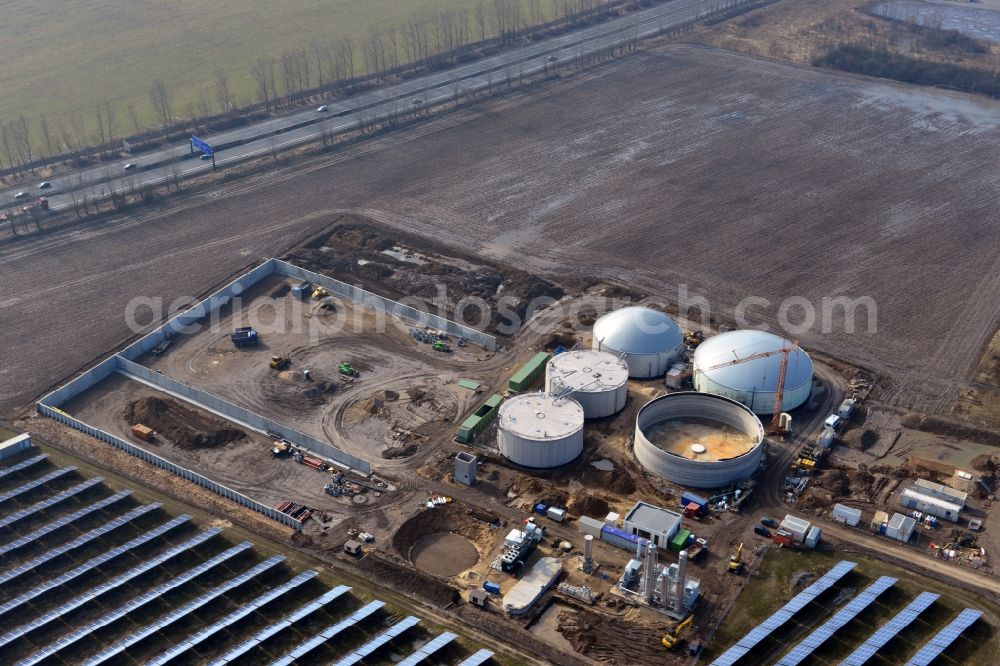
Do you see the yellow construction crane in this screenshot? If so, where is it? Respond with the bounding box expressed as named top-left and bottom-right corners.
top-left (727, 542), bottom-right (744, 574)
top-left (662, 615), bottom-right (694, 650)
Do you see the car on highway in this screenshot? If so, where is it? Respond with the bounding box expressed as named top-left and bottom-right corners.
top-left (754, 526), bottom-right (772, 538)
top-left (123, 163), bottom-right (136, 171)
top-left (760, 517), bottom-right (779, 529)
top-left (13, 191), bottom-right (26, 199)
top-left (200, 154), bottom-right (212, 160)
top-left (317, 105), bottom-right (329, 112)
top-left (548, 55), bottom-right (558, 62)
top-left (38, 181), bottom-right (52, 189)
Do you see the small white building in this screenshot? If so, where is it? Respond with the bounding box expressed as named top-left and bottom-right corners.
top-left (781, 515), bottom-right (811, 543)
top-left (901, 488), bottom-right (961, 523)
top-left (622, 501), bottom-right (682, 549)
top-left (0, 433), bottom-right (31, 461)
top-left (886, 513), bottom-right (916, 543)
top-left (832, 504), bottom-right (862, 527)
top-left (911, 479), bottom-right (967, 509)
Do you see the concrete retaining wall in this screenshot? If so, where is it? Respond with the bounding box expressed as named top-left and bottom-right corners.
top-left (36, 403), bottom-right (303, 530)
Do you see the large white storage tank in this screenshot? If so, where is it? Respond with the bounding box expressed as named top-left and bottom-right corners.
top-left (545, 350), bottom-right (629, 419)
top-left (592, 307), bottom-right (684, 379)
top-left (692, 330), bottom-right (813, 415)
top-left (634, 392), bottom-right (765, 489)
top-left (498, 393), bottom-right (585, 468)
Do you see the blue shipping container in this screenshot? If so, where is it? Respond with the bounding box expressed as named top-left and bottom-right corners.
top-left (681, 492), bottom-right (709, 508)
top-left (601, 525), bottom-right (642, 551)
top-left (535, 503), bottom-right (547, 515)
top-left (483, 581), bottom-right (501, 595)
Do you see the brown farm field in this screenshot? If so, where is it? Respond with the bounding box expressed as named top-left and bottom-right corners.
top-left (2, 44), bottom-right (999, 417)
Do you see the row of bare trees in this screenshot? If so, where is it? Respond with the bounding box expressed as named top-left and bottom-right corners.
top-left (0, 0), bottom-right (654, 177)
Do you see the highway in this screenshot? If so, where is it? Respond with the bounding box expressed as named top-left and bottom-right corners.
top-left (5, 0), bottom-right (728, 212)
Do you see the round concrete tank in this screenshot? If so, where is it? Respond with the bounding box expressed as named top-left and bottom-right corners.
top-left (498, 393), bottom-right (585, 469)
top-left (591, 306), bottom-right (684, 379)
top-left (545, 350), bottom-right (629, 419)
top-left (634, 392), bottom-right (765, 489)
top-left (692, 330), bottom-right (813, 414)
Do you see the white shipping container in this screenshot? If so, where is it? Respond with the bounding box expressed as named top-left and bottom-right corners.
top-left (887, 513), bottom-right (916, 543)
top-left (547, 507), bottom-right (567, 522)
top-left (578, 516), bottom-right (604, 538)
top-left (805, 526), bottom-right (821, 549)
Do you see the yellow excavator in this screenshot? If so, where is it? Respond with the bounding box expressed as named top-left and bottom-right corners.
top-left (728, 542), bottom-right (744, 574)
top-left (662, 615), bottom-right (694, 650)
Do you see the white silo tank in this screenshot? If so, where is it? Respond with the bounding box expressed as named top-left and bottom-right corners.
top-left (692, 330), bottom-right (813, 414)
top-left (545, 350), bottom-right (629, 419)
top-left (591, 306), bottom-right (684, 379)
top-left (497, 393), bottom-right (585, 468)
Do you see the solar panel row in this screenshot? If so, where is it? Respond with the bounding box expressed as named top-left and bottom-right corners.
top-left (710, 560), bottom-right (858, 666)
top-left (459, 648), bottom-right (497, 665)
top-left (268, 599), bottom-right (386, 666)
top-left (0, 467), bottom-right (76, 504)
top-left (906, 608), bottom-right (983, 666)
top-left (146, 570), bottom-right (317, 666)
top-left (0, 477), bottom-right (105, 531)
top-left (840, 591), bottom-right (940, 666)
top-left (0, 490), bottom-right (131, 556)
top-left (0, 454), bottom-right (48, 481)
top-left (333, 615), bottom-right (421, 666)
top-left (397, 631), bottom-right (458, 666)
top-left (14, 540), bottom-right (251, 666)
top-left (777, 576), bottom-right (897, 666)
top-left (0, 502), bottom-right (161, 586)
top-left (83, 554), bottom-right (286, 665)
top-left (0, 526), bottom-right (215, 649)
top-left (208, 584), bottom-right (353, 665)
top-left (0, 515), bottom-right (190, 623)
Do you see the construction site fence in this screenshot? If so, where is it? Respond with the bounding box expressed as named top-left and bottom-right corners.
top-left (272, 260), bottom-right (497, 350)
top-left (35, 402), bottom-right (304, 530)
top-left (116, 356), bottom-right (370, 474)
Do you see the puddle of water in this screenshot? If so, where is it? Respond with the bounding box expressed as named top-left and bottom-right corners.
top-left (381, 246), bottom-right (427, 265)
top-left (591, 459), bottom-right (615, 471)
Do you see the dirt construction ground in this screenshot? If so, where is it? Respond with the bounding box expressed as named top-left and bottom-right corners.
top-left (2, 43), bottom-right (999, 422)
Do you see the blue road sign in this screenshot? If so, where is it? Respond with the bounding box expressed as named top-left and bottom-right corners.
top-left (191, 136), bottom-right (214, 156)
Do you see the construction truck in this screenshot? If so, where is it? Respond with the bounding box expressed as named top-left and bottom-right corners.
top-left (684, 330), bottom-right (704, 348)
top-left (727, 543), bottom-right (744, 574)
top-left (230, 326), bottom-right (259, 347)
top-left (311, 287), bottom-right (329, 300)
top-left (662, 615), bottom-right (694, 650)
top-left (270, 355), bottom-right (291, 370)
top-left (271, 440), bottom-right (292, 457)
top-left (338, 362), bottom-right (359, 377)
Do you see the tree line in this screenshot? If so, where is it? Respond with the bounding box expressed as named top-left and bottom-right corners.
top-left (0, 0), bottom-right (657, 178)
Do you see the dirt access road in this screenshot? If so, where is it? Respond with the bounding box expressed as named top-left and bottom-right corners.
top-left (3, 44), bottom-right (1000, 420)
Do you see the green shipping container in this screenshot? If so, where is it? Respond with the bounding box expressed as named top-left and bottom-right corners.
top-left (508, 352), bottom-right (551, 393)
top-left (456, 394), bottom-right (505, 443)
top-left (670, 529), bottom-right (692, 553)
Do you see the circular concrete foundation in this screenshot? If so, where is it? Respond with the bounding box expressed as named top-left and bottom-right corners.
top-left (409, 533), bottom-right (479, 577)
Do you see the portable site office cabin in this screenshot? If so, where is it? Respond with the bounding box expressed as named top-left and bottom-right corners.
top-left (832, 504), bottom-right (862, 527)
top-left (901, 488), bottom-right (961, 523)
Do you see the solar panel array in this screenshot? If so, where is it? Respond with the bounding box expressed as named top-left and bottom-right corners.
top-left (0, 515), bottom-right (191, 624)
top-left (146, 570), bottom-right (317, 666)
top-left (0, 526), bottom-right (217, 650)
top-left (15, 541), bottom-right (253, 666)
top-left (905, 608), bottom-right (983, 666)
top-left (333, 615), bottom-right (421, 666)
top-left (0, 477), bottom-right (105, 531)
top-left (0, 467), bottom-right (76, 504)
top-left (209, 584), bottom-right (353, 665)
top-left (840, 591), bottom-right (940, 666)
top-left (0, 454), bottom-right (48, 481)
top-left (83, 554), bottom-right (286, 665)
top-left (0, 502), bottom-right (161, 586)
top-left (458, 648), bottom-right (496, 665)
top-left (398, 631), bottom-right (458, 666)
top-left (269, 599), bottom-right (388, 666)
top-left (777, 576), bottom-right (897, 666)
top-left (0, 490), bottom-right (131, 556)
top-left (711, 560), bottom-right (858, 666)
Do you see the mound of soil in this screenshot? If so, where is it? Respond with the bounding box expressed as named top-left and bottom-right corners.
top-left (567, 495), bottom-right (610, 518)
top-left (124, 396), bottom-right (246, 449)
top-left (902, 413), bottom-right (1000, 446)
top-left (543, 332), bottom-right (578, 351)
top-left (815, 469), bottom-right (850, 496)
top-left (381, 444), bottom-right (418, 459)
top-left (579, 466), bottom-right (636, 495)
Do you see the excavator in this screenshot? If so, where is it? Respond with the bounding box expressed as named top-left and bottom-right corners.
top-left (727, 542), bottom-right (745, 574)
top-left (662, 615), bottom-right (694, 650)
top-left (270, 355), bottom-right (291, 370)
